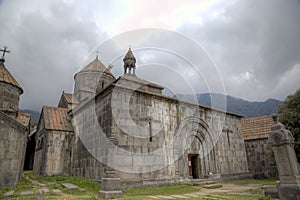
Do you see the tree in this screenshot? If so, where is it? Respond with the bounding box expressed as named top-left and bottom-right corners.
top-left (278, 88), bottom-right (300, 162)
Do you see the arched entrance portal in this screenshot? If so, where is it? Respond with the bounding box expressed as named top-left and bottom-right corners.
top-left (174, 117), bottom-right (215, 179)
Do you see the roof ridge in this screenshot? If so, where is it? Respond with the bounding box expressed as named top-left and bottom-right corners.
top-left (43, 105), bottom-right (69, 110)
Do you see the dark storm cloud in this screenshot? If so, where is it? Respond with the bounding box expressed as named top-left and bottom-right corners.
top-left (0, 1), bottom-right (108, 111)
top-left (178, 0), bottom-right (300, 100)
top-left (1, 0), bottom-right (299, 113)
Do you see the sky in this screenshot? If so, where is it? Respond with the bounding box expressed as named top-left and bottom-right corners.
top-left (0, 0), bottom-right (300, 111)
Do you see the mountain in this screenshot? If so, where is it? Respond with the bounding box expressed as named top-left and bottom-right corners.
top-left (19, 93), bottom-right (283, 123)
top-left (20, 109), bottom-right (40, 122)
top-left (175, 93), bottom-right (283, 118)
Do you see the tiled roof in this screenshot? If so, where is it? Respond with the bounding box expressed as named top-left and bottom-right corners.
top-left (241, 115), bottom-right (274, 140)
top-left (119, 74), bottom-right (164, 90)
top-left (77, 57), bottom-right (114, 77)
top-left (63, 92), bottom-right (79, 104)
top-left (42, 106), bottom-right (73, 132)
top-left (0, 62), bottom-right (23, 93)
top-left (16, 112), bottom-right (31, 127)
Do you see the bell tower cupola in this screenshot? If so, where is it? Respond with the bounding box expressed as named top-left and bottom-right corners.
top-left (123, 47), bottom-right (136, 75)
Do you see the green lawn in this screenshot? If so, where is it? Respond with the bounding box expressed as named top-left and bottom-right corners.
top-left (0, 172), bottom-right (100, 199)
top-left (27, 172), bottom-right (100, 194)
top-left (0, 173), bottom-right (277, 200)
top-left (226, 179), bottom-right (277, 185)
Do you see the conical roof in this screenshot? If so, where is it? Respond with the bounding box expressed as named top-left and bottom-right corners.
top-left (123, 48), bottom-right (136, 61)
top-left (77, 56), bottom-right (113, 77)
top-left (0, 61), bottom-right (23, 94)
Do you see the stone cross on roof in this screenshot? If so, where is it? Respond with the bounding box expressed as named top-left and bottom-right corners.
top-left (96, 50), bottom-right (99, 59)
top-left (0, 46), bottom-right (10, 63)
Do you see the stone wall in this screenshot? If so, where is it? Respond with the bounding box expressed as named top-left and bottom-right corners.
top-left (71, 138), bottom-right (104, 181)
top-left (245, 138), bottom-right (278, 179)
top-left (108, 85), bottom-right (249, 181)
top-left (0, 82), bottom-right (22, 113)
top-left (70, 77), bottom-right (250, 185)
top-left (0, 112), bottom-right (28, 187)
top-left (34, 122), bottom-right (73, 176)
top-left (71, 94), bottom-right (109, 181)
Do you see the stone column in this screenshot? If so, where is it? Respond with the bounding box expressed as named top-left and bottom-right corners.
top-left (268, 115), bottom-right (300, 200)
top-left (98, 125), bottom-right (122, 199)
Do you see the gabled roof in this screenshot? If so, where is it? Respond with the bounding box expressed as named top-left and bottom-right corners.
top-left (62, 92), bottom-right (79, 105)
top-left (41, 106), bottom-right (73, 132)
top-left (241, 115), bottom-right (274, 140)
top-left (0, 62), bottom-right (23, 93)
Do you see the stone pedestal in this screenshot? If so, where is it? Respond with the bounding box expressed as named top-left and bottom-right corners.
top-left (99, 170), bottom-right (122, 199)
top-left (99, 167), bottom-right (123, 199)
top-left (276, 180), bottom-right (300, 200)
top-left (99, 127), bottom-right (122, 199)
top-left (268, 115), bottom-right (300, 200)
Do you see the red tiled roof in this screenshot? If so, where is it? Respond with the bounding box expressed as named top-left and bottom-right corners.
top-left (16, 112), bottom-right (31, 127)
top-left (0, 63), bottom-right (23, 93)
top-left (42, 106), bottom-right (73, 132)
top-left (241, 115), bottom-right (274, 140)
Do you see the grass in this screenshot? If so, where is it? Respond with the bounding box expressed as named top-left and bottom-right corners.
top-left (0, 173), bottom-right (278, 200)
top-left (0, 176), bottom-right (37, 199)
top-left (226, 179), bottom-right (277, 185)
top-left (27, 172), bottom-right (99, 194)
top-left (0, 172), bottom-right (100, 199)
top-left (123, 184), bottom-right (200, 198)
top-left (15, 176), bottom-right (35, 192)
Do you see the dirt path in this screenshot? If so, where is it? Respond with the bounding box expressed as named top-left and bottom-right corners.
top-left (198, 183), bottom-right (262, 195)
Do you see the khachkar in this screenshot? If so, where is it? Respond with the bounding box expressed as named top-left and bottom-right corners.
top-left (268, 115), bottom-right (300, 200)
top-left (98, 124), bottom-right (122, 199)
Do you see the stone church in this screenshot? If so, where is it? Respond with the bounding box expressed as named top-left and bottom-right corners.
top-left (33, 48), bottom-right (251, 187)
top-left (0, 49), bottom-right (30, 187)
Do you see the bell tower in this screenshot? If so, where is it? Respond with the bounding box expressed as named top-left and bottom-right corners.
top-left (123, 48), bottom-right (136, 75)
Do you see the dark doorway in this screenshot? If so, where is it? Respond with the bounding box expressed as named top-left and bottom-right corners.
top-left (24, 133), bottom-right (36, 170)
top-left (188, 154), bottom-right (200, 179)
